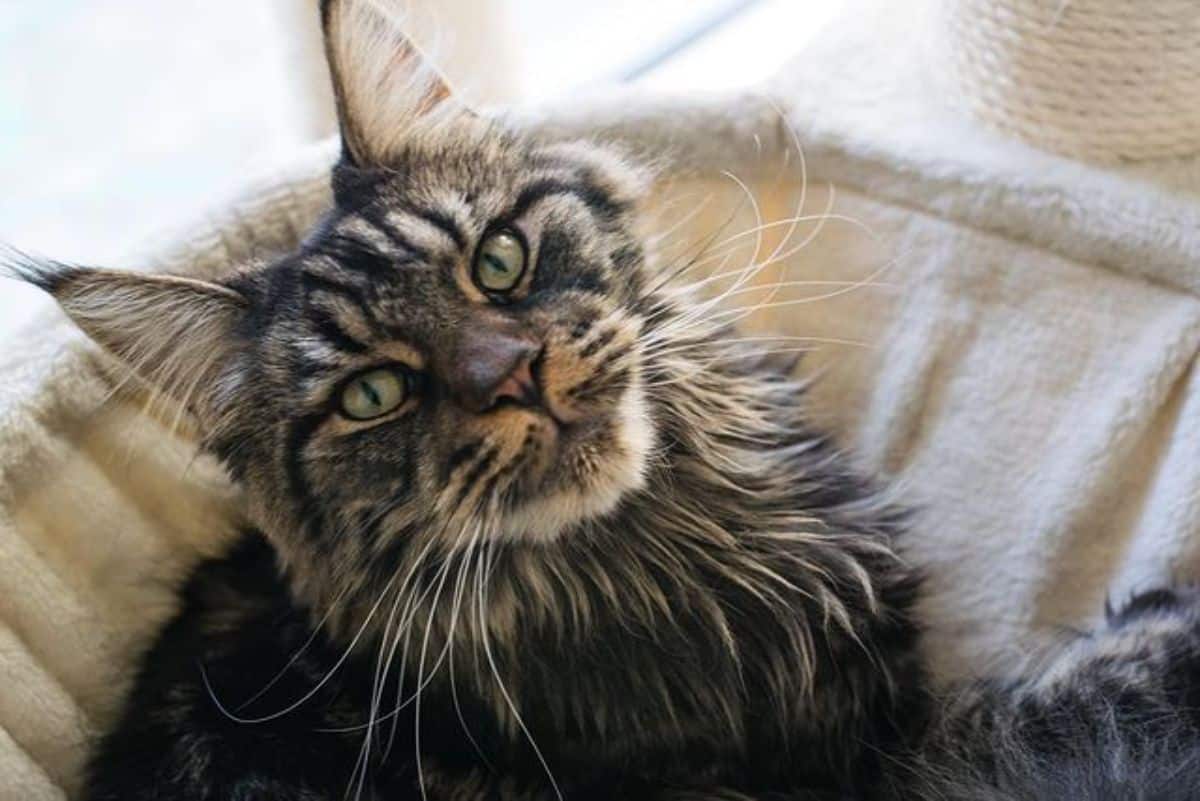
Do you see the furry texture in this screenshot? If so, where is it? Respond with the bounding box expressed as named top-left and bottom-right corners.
top-left (7, 3), bottom-right (1200, 799)
top-left (892, 587), bottom-right (1200, 801)
top-left (9, 2), bottom-right (924, 798)
top-left (15, 2), bottom-right (1200, 799)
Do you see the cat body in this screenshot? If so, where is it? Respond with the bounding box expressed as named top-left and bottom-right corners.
top-left (87, 450), bottom-right (919, 801)
top-left (12, 2), bottom-right (1200, 799)
top-left (12, 1), bottom-right (923, 798)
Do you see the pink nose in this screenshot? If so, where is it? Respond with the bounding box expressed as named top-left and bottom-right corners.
top-left (445, 330), bottom-right (541, 413)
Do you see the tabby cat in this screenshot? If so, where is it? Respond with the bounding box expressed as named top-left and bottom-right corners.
top-left (11, 2), bottom-right (1200, 800)
top-left (13, 1), bottom-right (923, 798)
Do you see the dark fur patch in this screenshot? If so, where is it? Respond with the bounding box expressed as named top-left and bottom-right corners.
top-left (894, 587), bottom-right (1200, 801)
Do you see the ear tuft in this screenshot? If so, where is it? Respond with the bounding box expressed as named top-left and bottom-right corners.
top-left (321, 0), bottom-right (459, 167)
top-left (0, 245), bottom-right (84, 294)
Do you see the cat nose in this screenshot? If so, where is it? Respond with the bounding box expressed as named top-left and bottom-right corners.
top-left (445, 330), bottom-right (541, 413)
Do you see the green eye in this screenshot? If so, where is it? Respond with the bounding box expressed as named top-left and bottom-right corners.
top-left (340, 368), bottom-right (408, 420)
top-left (473, 229), bottom-right (527, 293)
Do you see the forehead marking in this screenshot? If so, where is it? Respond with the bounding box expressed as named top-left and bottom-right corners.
top-left (382, 200), bottom-right (467, 252)
top-left (315, 233), bottom-right (408, 278)
top-left (306, 307), bottom-right (370, 355)
top-left (336, 217), bottom-right (408, 258)
top-left (511, 178), bottom-right (624, 224)
top-left (300, 269), bottom-right (378, 325)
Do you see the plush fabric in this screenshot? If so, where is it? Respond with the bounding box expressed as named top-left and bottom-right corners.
top-left (5, 1), bottom-right (1200, 797)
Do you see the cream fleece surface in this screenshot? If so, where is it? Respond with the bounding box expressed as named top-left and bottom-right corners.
top-left (5, 2), bottom-right (1200, 796)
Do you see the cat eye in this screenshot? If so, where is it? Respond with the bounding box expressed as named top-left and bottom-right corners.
top-left (473, 229), bottom-right (527, 293)
top-left (340, 367), bottom-right (408, 420)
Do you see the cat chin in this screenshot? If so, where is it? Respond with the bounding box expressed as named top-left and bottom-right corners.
top-left (497, 384), bottom-right (654, 544)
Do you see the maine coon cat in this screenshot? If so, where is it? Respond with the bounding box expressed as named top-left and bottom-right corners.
top-left (11, 1), bottom-right (924, 798)
top-left (12, 1), bottom-right (1200, 799)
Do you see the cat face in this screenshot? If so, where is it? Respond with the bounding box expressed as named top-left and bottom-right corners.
top-left (238, 126), bottom-right (656, 551)
top-left (17, 0), bottom-right (658, 575)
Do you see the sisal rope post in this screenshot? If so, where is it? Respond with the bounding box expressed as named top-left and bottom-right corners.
top-left (933, 0), bottom-right (1200, 163)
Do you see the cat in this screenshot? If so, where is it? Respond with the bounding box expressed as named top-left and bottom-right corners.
top-left (8, 1), bottom-right (924, 798)
top-left (14, 2), bottom-right (1200, 800)
top-left (891, 586), bottom-right (1200, 801)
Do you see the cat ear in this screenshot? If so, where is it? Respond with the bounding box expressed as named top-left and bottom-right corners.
top-left (320, 0), bottom-right (458, 167)
top-left (7, 255), bottom-right (248, 426)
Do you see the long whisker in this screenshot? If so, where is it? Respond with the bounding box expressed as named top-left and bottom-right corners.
top-left (649, 248), bottom-right (903, 352)
top-left (201, 544), bottom-right (413, 726)
top-left (413, 538), bottom-right (461, 801)
top-left (389, 520), bottom-right (481, 760)
top-left (640, 336), bottom-right (869, 374)
top-left (478, 538), bottom-right (565, 801)
top-left (638, 277), bottom-right (892, 358)
top-left (645, 95), bottom-right (814, 301)
top-left (234, 581), bottom-right (351, 714)
top-left (697, 253), bottom-right (902, 329)
top-left (655, 183), bottom-right (839, 334)
top-left (361, 520), bottom-right (454, 756)
top-left (666, 212), bottom-right (880, 299)
top-left (643, 200), bottom-right (750, 298)
top-left (445, 526), bottom-right (494, 771)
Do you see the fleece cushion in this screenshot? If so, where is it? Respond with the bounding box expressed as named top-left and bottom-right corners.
top-left (5, 1), bottom-right (1200, 796)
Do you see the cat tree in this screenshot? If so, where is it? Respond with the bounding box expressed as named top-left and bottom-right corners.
top-left (937, 0), bottom-right (1200, 162)
top-left (3, 1), bottom-right (1200, 797)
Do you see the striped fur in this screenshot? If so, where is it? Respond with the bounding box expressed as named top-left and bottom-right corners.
top-left (892, 587), bottom-right (1200, 801)
top-left (11, 2), bottom-right (1200, 799)
top-left (8, 1), bottom-right (926, 798)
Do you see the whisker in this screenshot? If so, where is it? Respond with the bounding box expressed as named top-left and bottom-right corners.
top-left (445, 526), bottom-right (495, 771)
top-left (643, 200), bottom-right (750, 298)
top-left (657, 183), bottom-right (840, 334)
top-left (668, 211), bottom-right (880, 298)
top-left (413, 537), bottom-right (461, 801)
top-left (235, 584), bottom-right (350, 713)
top-left (202, 531), bottom-right (422, 726)
top-left (478, 538), bottom-right (565, 801)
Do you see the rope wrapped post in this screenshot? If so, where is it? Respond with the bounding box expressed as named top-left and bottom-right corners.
top-left (934, 0), bottom-right (1200, 163)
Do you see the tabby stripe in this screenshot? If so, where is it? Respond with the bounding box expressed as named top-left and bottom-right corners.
top-left (294, 354), bottom-right (341, 380)
top-left (308, 308), bottom-right (370, 354)
top-left (610, 242), bottom-right (642, 271)
top-left (568, 315), bottom-right (596, 341)
top-left (285, 412), bottom-right (328, 543)
top-left (318, 233), bottom-right (419, 279)
top-left (300, 269), bottom-right (366, 303)
top-left (360, 478), bottom-right (416, 547)
top-left (386, 201), bottom-right (467, 251)
top-left (443, 439), bottom-right (484, 482)
top-left (300, 270), bottom-right (378, 326)
top-left (454, 445), bottom-right (497, 509)
top-left (567, 362), bottom-right (621, 399)
top-left (574, 366), bottom-right (629, 403)
top-left (374, 519), bottom-right (424, 570)
top-left (357, 207), bottom-right (432, 262)
top-left (511, 178), bottom-right (625, 223)
top-left (579, 327), bottom-right (617, 360)
top-left (565, 374), bottom-right (597, 399)
top-left (532, 231), bottom-right (610, 296)
top-left (482, 433), bottom-right (533, 506)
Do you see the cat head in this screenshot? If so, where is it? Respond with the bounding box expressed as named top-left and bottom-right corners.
top-left (11, 0), bottom-right (664, 598)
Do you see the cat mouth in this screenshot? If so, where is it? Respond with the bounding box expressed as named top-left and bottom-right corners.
top-left (472, 338), bottom-right (651, 540)
top-left (491, 393), bottom-right (652, 542)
